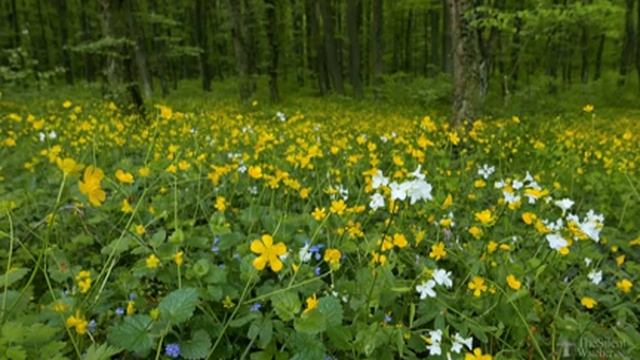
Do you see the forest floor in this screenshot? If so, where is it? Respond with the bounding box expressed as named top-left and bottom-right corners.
top-left (0, 88), bottom-right (639, 359)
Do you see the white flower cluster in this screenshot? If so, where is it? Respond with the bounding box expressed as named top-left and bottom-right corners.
top-left (369, 166), bottom-right (433, 211)
top-left (424, 329), bottom-right (473, 356)
top-left (415, 268), bottom-right (453, 299)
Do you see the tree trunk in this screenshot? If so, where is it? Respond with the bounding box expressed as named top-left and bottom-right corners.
top-left (36, 0), bottom-right (51, 69)
top-left (372, 0), bottom-right (383, 90)
top-left (9, 0), bottom-right (20, 47)
top-left (448, 0), bottom-right (481, 126)
top-left (265, 0), bottom-right (280, 101)
top-left (442, 0), bottom-right (452, 74)
top-left (125, 0), bottom-right (152, 98)
top-left (196, 0), bottom-right (212, 91)
top-left (227, 0), bottom-right (254, 101)
top-left (429, 8), bottom-right (440, 76)
top-left (80, 0), bottom-right (95, 82)
top-left (307, 0), bottom-right (329, 94)
top-left (347, 0), bottom-right (363, 98)
top-left (56, 0), bottom-right (74, 84)
top-left (319, 0), bottom-right (345, 94)
top-left (619, 0), bottom-right (636, 84)
top-left (404, 10), bottom-right (413, 72)
top-left (292, 0), bottom-right (305, 86)
top-left (593, 34), bottom-right (605, 81)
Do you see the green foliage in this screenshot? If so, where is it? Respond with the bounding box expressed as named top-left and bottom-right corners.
top-left (158, 288), bottom-right (200, 325)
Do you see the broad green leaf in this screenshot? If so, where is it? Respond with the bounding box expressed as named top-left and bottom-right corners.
top-left (294, 310), bottom-right (326, 334)
top-left (181, 330), bottom-right (211, 359)
top-left (107, 315), bottom-right (153, 354)
top-left (317, 296), bottom-right (343, 327)
top-left (82, 343), bottom-right (122, 360)
top-left (159, 288), bottom-right (199, 325)
top-left (271, 292), bottom-right (300, 322)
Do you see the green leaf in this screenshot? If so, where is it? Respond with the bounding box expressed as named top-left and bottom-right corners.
top-left (271, 292), bottom-right (301, 322)
top-left (107, 315), bottom-right (153, 354)
top-left (294, 310), bottom-right (326, 334)
top-left (82, 343), bottom-right (122, 360)
top-left (317, 296), bottom-right (343, 327)
top-left (181, 330), bottom-right (211, 359)
top-left (1, 267), bottom-right (29, 288)
top-left (159, 288), bottom-right (199, 325)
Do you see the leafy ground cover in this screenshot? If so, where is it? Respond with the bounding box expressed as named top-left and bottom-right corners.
top-left (0, 97), bottom-right (639, 359)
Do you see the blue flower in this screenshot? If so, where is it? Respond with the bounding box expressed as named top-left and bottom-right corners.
top-left (115, 307), bottom-right (124, 316)
top-left (211, 236), bottom-right (220, 253)
top-left (129, 292), bottom-right (137, 300)
top-left (87, 319), bottom-right (97, 333)
top-left (165, 343), bottom-right (180, 358)
top-left (314, 266), bottom-right (321, 276)
top-left (384, 314), bottom-right (392, 323)
top-left (250, 303), bottom-right (262, 312)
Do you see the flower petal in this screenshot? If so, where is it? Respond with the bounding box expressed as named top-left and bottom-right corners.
top-left (252, 255), bottom-right (267, 271)
top-left (250, 239), bottom-right (266, 254)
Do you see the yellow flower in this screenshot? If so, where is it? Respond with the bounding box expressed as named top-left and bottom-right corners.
top-left (115, 169), bottom-right (134, 184)
top-left (146, 254), bottom-right (160, 269)
top-left (441, 194), bottom-right (453, 209)
top-left (330, 199), bottom-right (347, 215)
top-left (150, 308), bottom-right (160, 320)
top-left (126, 300), bottom-right (135, 315)
top-left (312, 207), bottom-right (326, 221)
top-left (616, 254), bottom-right (625, 266)
top-left (158, 105), bottom-right (173, 119)
top-left (173, 250), bottom-right (184, 267)
top-left (448, 131), bottom-right (460, 145)
top-left (581, 297), bottom-right (597, 309)
top-left (166, 164), bottom-right (177, 174)
top-left (177, 160), bottom-right (190, 171)
top-left (465, 347), bottom-right (492, 360)
top-left (223, 295), bottom-right (235, 309)
top-left (138, 166), bottom-right (151, 177)
top-left (52, 301), bottom-right (68, 313)
top-left (616, 279), bottom-right (633, 294)
top-left (78, 166), bottom-right (106, 206)
top-left (506, 274), bottom-right (521, 290)
top-left (251, 234), bottom-right (287, 272)
top-left (371, 251), bottom-right (387, 265)
top-left (521, 212), bottom-right (536, 225)
top-left (582, 104), bottom-right (594, 113)
top-left (215, 196), bottom-right (227, 212)
top-left (429, 242), bottom-right (447, 261)
top-left (75, 270), bottom-right (91, 294)
top-left (468, 276), bottom-right (487, 297)
top-left (324, 248), bottom-right (342, 266)
top-left (469, 226), bottom-right (483, 239)
top-left (392, 233), bottom-right (408, 248)
top-left (302, 294), bottom-right (319, 315)
top-left (56, 157), bottom-right (83, 176)
top-left (474, 179), bottom-right (486, 188)
top-left (487, 241), bottom-right (498, 254)
top-left (121, 199), bottom-right (134, 213)
top-left (66, 311), bottom-right (88, 335)
top-left (135, 224), bottom-right (145, 236)
top-left (63, 100), bottom-right (72, 108)
top-left (474, 209), bottom-right (494, 225)
top-left (248, 166), bottom-right (263, 179)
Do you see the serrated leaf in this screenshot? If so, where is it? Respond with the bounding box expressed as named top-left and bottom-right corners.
top-left (1, 267), bottom-right (29, 288)
top-left (159, 288), bottom-right (199, 325)
top-left (107, 315), bottom-right (153, 354)
top-left (181, 330), bottom-right (211, 359)
top-left (271, 292), bottom-right (300, 322)
top-left (82, 343), bottom-right (122, 360)
top-left (294, 310), bottom-right (326, 334)
top-left (317, 297), bottom-right (343, 327)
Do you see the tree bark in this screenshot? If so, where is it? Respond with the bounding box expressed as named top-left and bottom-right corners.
top-left (36, 0), bottom-right (51, 69)
top-left (227, 0), bottom-right (254, 101)
top-left (55, 0), bottom-right (74, 84)
top-left (319, 0), bottom-right (345, 94)
top-left (125, 0), bottom-right (152, 98)
top-left (196, 0), bottom-right (212, 91)
top-left (442, 0), bottom-right (452, 74)
top-left (448, 0), bottom-right (481, 126)
top-left (429, 8), bottom-right (440, 76)
top-left (265, 0), bottom-right (280, 101)
top-left (347, 0), bottom-right (363, 98)
top-left (593, 34), bottom-right (605, 81)
top-left (619, 0), bottom-right (636, 84)
top-left (372, 0), bottom-right (383, 90)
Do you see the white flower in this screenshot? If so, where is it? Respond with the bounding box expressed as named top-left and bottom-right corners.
top-left (416, 280), bottom-right (437, 299)
top-left (512, 179), bottom-right (524, 190)
top-left (369, 193), bottom-right (385, 210)
top-left (432, 268), bottom-right (453, 288)
top-left (371, 170), bottom-right (389, 189)
top-left (237, 164), bottom-right (247, 173)
top-left (477, 164), bottom-right (495, 179)
top-left (568, 210), bottom-right (604, 242)
top-left (543, 218), bottom-right (564, 232)
top-left (494, 180), bottom-right (505, 189)
top-left (276, 111), bottom-right (286, 122)
top-left (410, 165), bottom-right (426, 180)
top-left (451, 333), bottom-right (473, 353)
top-left (426, 329), bottom-right (443, 356)
top-left (587, 270), bottom-right (602, 285)
top-left (524, 171), bottom-right (535, 183)
top-left (298, 244), bottom-right (312, 262)
top-left (38, 132), bottom-right (46, 142)
top-left (405, 179), bottom-right (433, 204)
top-left (546, 233), bottom-right (567, 250)
top-left (554, 198), bottom-right (574, 214)
top-left (338, 185), bottom-right (349, 200)
top-left (584, 257), bottom-right (592, 267)
top-left (380, 136), bottom-right (388, 143)
top-left (503, 191), bottom-right (520, 205)
top-left (248, 186), bottom-right (258, 195)
top-left (48, 130), bottom-right (57, 139)
top-left (390, 182), bottom-right (407, 201)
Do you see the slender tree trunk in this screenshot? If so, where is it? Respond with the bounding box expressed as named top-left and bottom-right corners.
top-left (422, 10), bottom-right (429, 76)
top-left (265, 0), bottom-right (280, 101)
top-left (347, 0), bottom-right (363, 98)
top-left (429, 8), bottom-right (440, 76)
top-left (56, 0), bottom-right (74, 84)
top-left (372, 0), bottom-right (383, 90)
top-left (227, 0), bottom-right (254, 100)
top-left (448, 0), bottom-right (481, 126)
top-left (593, 34), bottom-right (605, 81)
top-left (404, 10), bottom-right (413, 72)
top-left (80, 0), bottom-right (95, 82)
top-left (292, 0), bottom-right (305, 86)
top-left (307, 0), bottom-right (329, 94)
top-left (319, 0), bottom-right (345, 94)
top-left (36, 0), bottom-right (50, 69)
top-left (196, 0), bottom-right (212, 91)
top-left (442, 0), bottom-right (452, 74)
top-left (126, 0), bottom-right (152, 98)
top-left (619, 0), bottom-right (636, 85)
top-left (9, 0), bottom-right (20, 47)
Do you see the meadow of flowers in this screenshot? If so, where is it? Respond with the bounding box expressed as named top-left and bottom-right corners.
top-left (0, 99), bottom-right (639, 359)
